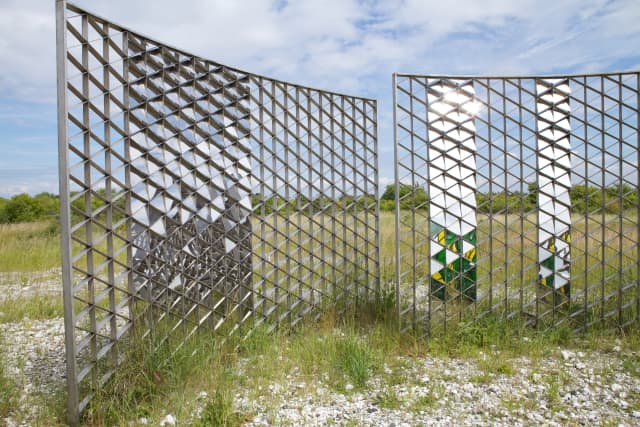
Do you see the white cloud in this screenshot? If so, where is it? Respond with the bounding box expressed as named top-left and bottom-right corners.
top-left (1, 0), bottom-right (638, 103)
top-left (379, 176), bottom-right (394, 187)
top-left (0, 1), bottom-right (57, 102)
top-left (0, 180), bottom-right (59, 198)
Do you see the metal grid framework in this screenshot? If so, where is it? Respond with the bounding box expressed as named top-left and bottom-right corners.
top-left (393, 72), bottom-right (640, 337)
top-left (56, 2), bottom-right (378, 421)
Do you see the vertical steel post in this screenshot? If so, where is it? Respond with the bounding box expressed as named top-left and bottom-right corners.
top-left (56, 0), bottom-right (79, 423)
top-left (392, 73), bottom-right (401, 329)
top-left (518, 79), bottom-right (525, 317)
top-left (409, 78), bottom-right (417, 330)
top-left (600, 76), bottom-right (606, 324)
top-left (501, 79), bottom-right (508, 315)
top-left (533, 78), bottom-right (540, 325)
top-left (373, 99), bottom-right (381, 296)
top-left (582, 77), bottom-right (589, 329)
top-left (637, 72), bottom-right (640, 324)
top-left (618, 75), bottom-right (624, 327)
top-left (488, 80), bottom-right (494, 316)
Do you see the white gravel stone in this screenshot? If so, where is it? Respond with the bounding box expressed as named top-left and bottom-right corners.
top-left (159, 414), bottom-right (176, 426)
top-left (561, 350), bottom-right (574, 360)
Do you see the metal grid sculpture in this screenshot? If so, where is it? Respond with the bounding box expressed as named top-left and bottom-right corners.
top-left (393, 72), bottom-right (640, 336)
top-left (56, 1), bottom-right (378, 421)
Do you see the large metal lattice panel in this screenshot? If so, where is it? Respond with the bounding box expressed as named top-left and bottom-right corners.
top-left (56, 1), bottom-right (378, 422)
top-left (393, 72), bottom-right (640, 337)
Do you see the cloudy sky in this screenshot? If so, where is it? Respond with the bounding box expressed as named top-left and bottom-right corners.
top-left (0, 0), bottom-right (639, 197)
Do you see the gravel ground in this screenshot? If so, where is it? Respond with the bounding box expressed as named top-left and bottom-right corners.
top-left (1, 276), bottom-right (639, 426)
top-left (1, 318), bottom-right (66, 426)
top-left (234, 349), bottom-right (640, 426)
top-left (0, 269), bottom-right (62, 298)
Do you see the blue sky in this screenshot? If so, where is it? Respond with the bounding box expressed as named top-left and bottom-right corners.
top-left (0, 0), bottom-right (639, 197)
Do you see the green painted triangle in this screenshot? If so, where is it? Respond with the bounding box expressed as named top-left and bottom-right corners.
top-left (431, 278), bottom-right (446, 300)
top-left (442, 267), bottom-right (457, 282)
top-left (444, 230), bottom-right (458, 246)
top-left (541, 275), bottom-right (554, 289)
top-left (433, 249), bottom-right (446, 265)
top-left (465, 267), bottom-right (476, 281)
top-left (456, 274), bottom-right (476, 300)
top-left (448, 238), bottom-right (462, 253)
top-left (541, 257), bottom-right (555, 270)
top-left (459, 257), bottom-right (474, 273)
top-left (463, 229), bottom-right (476, 244)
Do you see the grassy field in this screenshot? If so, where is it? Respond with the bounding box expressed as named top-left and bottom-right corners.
top-left (0, 210), bottom-right (638, 324)
top-left (0, 222), bottom-right (60, 273)
top-left (0, 213), bottom-right (390, 272)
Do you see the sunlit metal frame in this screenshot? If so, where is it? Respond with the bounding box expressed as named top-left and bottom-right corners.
top-left (393, 71), bottom-right (640, 337)
top-left (56, 2), bottom-right (379, 422)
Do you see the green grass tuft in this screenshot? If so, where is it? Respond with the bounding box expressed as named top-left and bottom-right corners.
top-left (84, 326), bottom-right (220, 425)
top-left (622, 354), bottom-right (640, 378)
top-left (194, 373), bottom-right (247, 427)
top-left (374, 386), bottom-right (401, 409)
top-left (409, 383), bottom-right (444, 412)
top-left (0, 330), bottom-right (18, 419)
top-left (0, 357), bottom-right (17, 419)
top-left (335, 334), bottom-right (376, 388)
top-left (478, 357), bottom-right (514, 376)
top-left (0, 295), bottom-right (64, 323)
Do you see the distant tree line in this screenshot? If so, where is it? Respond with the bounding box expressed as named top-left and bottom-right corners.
top-left (380, 184), bottom-right (428, 211)
top-left (0, 190), bottom-right (122, 224)
top-left (1, 183), bottom-right (637, 224)
top-left (251, 194), bottom-right (377, 215)
top-left (380, 183), bottom-right (639, 214)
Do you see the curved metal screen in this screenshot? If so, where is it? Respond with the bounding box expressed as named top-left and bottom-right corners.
top-left (56, 1), bottom-right (379, 421)
top-left (393, 72), bottom-right (640, 337)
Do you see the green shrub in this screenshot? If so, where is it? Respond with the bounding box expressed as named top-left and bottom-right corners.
top-left (2, 194), bottom-right (44, 223)
top-left (335, 335), bottom-right (375, 387)
top-left (0, 193), bottom-right (59, 224)
top-left (380, 199), bottom-right (395, 211)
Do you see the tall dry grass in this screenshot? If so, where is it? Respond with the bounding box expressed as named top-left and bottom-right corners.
top-left (0, 222), bottom-right (60, 272)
